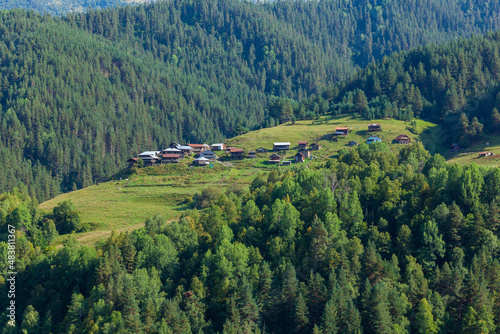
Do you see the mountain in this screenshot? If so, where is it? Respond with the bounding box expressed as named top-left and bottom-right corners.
top-left (1, 0), bottom-right (500, 202)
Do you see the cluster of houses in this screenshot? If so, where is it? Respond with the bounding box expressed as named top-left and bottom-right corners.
top-left (127, 123), bottom-right (414, 168)
top-left (334, 124), bottom-right (411, 145)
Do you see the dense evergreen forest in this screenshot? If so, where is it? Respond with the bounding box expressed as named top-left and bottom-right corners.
top-left (298, 29), bottom-right (500, 148)
top-left (2, 143), bottom-right (500, 333)
top-left (2, 0), bottom-right (500, 201)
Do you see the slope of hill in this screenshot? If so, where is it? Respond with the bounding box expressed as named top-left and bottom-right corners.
top-left (2, 0), bottom-right (500, 203)
top-left (39, 116), bottom-right (439, 246)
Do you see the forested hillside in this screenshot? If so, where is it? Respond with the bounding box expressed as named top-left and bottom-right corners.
top-left (305, 30), bottom-right (500, 148)
top-left (0, 0), bottom-right (150, 16)
top-left (3, 143), bottom-right (500, 333)
top-left (2, 0), bottom-right (500, 201)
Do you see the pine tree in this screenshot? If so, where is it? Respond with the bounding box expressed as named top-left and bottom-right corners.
top-left (294, 292), bottom-right (310, 333)
top-left (414, 298), bottom-right (438, 334)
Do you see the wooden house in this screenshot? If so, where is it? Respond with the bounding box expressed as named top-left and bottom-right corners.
top-left (200, 150), bottom-right (217, 161)
top-left (256, 147), bottom-right (268, 153)
top-left (310, 143), bottom-right (322, 150)
top-left (367, 136), bottom-right (382, 144)
top-left (479, 152), bottom-right (494, 157)
top-left (169, 142), bottom-right (181, 149)
top-left (298, 141), bottom-right (308, 150)
top-left (230, 148), bottom-right (245, 159)
top-left (368, 124), bottom-right (381, 132)
top-left (189, 144), bottom-right (210, 154)
top-left (394, 135), bottom-right (411, 144)
top-left (211, 143), bottom-right (226, 151)
top-left (334, 127), bottom-right (349, 136)
top-left (193, 157), bottom-right (210, 166)
top-left (273, 142), bottom-right (291, 151)
top-left (269, 153), bottom-right (282, 164)
top-left (162, 148), bottom-right (184, 157)
top-left (282, 160), bottom-right (292, 166)
top-left (299, 149), bottom-right (311, 158)
top-left (248, 150), bottom-right (257, 159)
top-left (295, 152), bottom-right (305, 163)
top-left (177, 145), bottom-right (192, 155)
top-left (162, 154), bottom-right (180, 164)
top-left (126, 158), bottom-right (138, 167)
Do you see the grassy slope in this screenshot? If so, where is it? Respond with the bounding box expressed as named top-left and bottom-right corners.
top-left (40, 116), bottom-right (439, 246)
top-left (445, 135), bottom-right (500, 167)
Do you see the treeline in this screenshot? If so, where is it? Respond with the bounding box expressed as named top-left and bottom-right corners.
top-left (295, 30), bottom-right (500, 146)
top-left (2, 0), bottom-right (500, 201)
top-left (3, 143), bottom-right (500, 333)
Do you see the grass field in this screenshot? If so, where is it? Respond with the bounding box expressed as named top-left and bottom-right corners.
top-left (40, 164), bottom-right (262, 246)
top-left (445, 135), bottom-right (500, 167)
top-left (40, 116), bottom-right (441, 246)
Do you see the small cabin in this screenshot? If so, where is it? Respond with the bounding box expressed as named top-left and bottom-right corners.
top-left (334, 127), bottom-right (349, 136)
top-left (200, 150), bottom-right (217, 161)
top-left (282, 161), bottom-right (292, 166)
top-left (298, 141), bottom-right (308, 150)
top-left (189, 144), bottom-right (210, 154)
top-left (310, 143), bottom-right (322, 150)
top-left (256, 147), bottom-right (268, 153)
top-left (367, 136), bottom-right (382, 144)
top-left (348, 141), bottom-right (358, 147)
top-left (193, 157), bottom-right (210, 166)
top-left (162, 154), bottom-right (180, 164)
top-left (248, 150), bottom-right (257, 159)
top-left (162, 148), bottom-right (184, 157)
top-left (368, 124), bottom-right (381, 132)
top-left (126, 158), bottom-right (138, 167)
top-left (394, 135), bottom-right (411, 144)
top-left (479, 152), bottom-right (494, 157)
top-left (295, 152), bottom-right (305, 163)
top-left (177, 145), bottom-right (192, 155)
top-left (169, 142), bottom-right (181, 149)
top-left (269, 153), bottom-right (282, 164)
top-left (230, 148), bottom-right (245, 159)
top-left (141, 156), bottom-right (160, 167)
top-left (299, 149), bottom-right (311, 158)
top-left (273, 142), bottom-right (291, 151)
top-left (211, 143), bottom-right (226, 151)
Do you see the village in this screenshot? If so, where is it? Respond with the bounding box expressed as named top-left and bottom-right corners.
top-left (126, 123), bottom-right (416, 168)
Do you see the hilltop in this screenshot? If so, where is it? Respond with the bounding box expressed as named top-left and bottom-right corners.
top-left (39, 116), bottom-right (439, 245)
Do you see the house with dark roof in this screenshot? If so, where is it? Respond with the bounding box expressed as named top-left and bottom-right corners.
top-left (230, 148), bottom-right (245, 159)
top-left (348, 141), bottom-right (358, 146)
top-left (256, 147), bottom-right (268, 153)
top-left (248, 150), bottom-right (257, 159)
top-left (368, 124), bottom-right (381, 131)
top-left (200, 150), bottom-right (217, 161)
top-left (298, 141), bottom-right (308, 150)
top-left (295, 152), bottom-right (305, 163)
top-left (269, 153), bottom-right (282, 164)
top-left (298, 149), bottom-right (311, 158)
top-left (126, 158), bottom-right (138, 167)
top-left (311, 143), bottom-right (322, 150)
top-left (394, 135), bottom-right (411, 144)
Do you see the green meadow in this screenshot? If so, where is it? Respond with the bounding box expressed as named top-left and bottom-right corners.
top-left (40, 116), bottom-right (441, 246)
